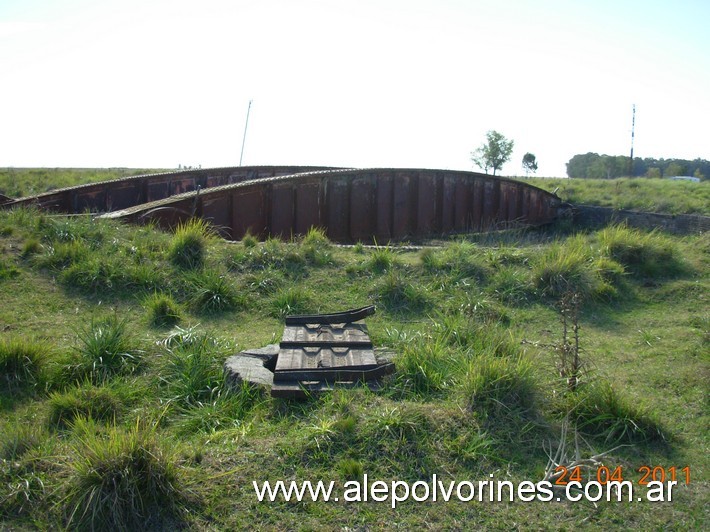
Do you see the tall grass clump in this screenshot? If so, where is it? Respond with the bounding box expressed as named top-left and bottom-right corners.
top-left (532, 236), bottom-right (602, 299)
top-left (598, 224), bottom-right (685, 278)
top-left (365, 245), bottom-right (399, 273)
top-left (144, 292), bottom-right (182, 327)
top-left (0, 422), bottom-right (48, 460)
top-left (301, 227), bottom-right (333, 266)
top-left (565, 381), bottom-right (664, 444)
top-left (269, 286), bottom-right (315, 319)
top-left (186, 269), bottom-right (245, 314)
top-left (374, 271), bottom-right (430, 314)
top-left (67, 316), bottom-right (142, 384)
top-left (48, 383), bottom-right (128, 429)
top-left (159, 329), bottom-right (228, 408)
top-left (0, 338), bottom-right (47, 390)
top-left (462, 353), bottom-right (535, 413)
top-left (394, 334), bottom-right (461, 396)
top-left (421, 240), bottom-right (489, 281)
top-left (168, 218), bottom-right (213, 269)
top-left (63, 419), bottom-right (187, 531)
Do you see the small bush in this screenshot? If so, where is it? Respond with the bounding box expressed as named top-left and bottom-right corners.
top-left (68, 316), bottom-right (142, 384)
top-left (64, 419), bottom-right (187, 530)
top-left (338, 458), bottom-right (364, 481)
top-left (0, 338), bottom-right (47, 390)
top-left (0, 258), bottom-right (19, 281)
top-left (168, 218), bottom-right (212, 269)
top-left (187, 269), bottom-right (245, 314)
top-left (48, 384), bottom-right (126, 429)
top-left (144, 292), bottom-right (181, 327)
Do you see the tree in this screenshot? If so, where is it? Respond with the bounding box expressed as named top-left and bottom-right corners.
top-left (522, 152), bottom-right (538, 176)
top-left (471, 130), bottom-right (514, 176)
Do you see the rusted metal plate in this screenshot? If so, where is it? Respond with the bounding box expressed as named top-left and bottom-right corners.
top-left (8, 166), bottom-right (563, 242)
top-left (270, 183), bottom-right (294, 238)
top-left (294, 180), bottom-right (321, 234)
top-left (350, 175), bottom-right (376, 241)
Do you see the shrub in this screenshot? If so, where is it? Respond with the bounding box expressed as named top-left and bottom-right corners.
top-left (0, 338), bottom-right (47, 390)
top-left (144, 292), bottom-right (181, 327)
top-left (68, 316), bottom-right (142, 384)
top-left (168, 218), bottom-right (212, 269)
top-left (63, 419), bottom-right (187, 530)
top-left (38, 240), bottom-right (89, 269)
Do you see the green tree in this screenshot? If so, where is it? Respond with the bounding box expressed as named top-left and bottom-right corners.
top-left (522, 152), bottom-right (538, 176)
top-left (471, 130), bottom-right (514, 176)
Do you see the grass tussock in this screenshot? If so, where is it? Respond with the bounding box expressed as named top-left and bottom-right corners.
top-left (462, 353), bottom-right (535, 413)
top-left (374, 271), bottom-right (430, 313)
top-left (65, 316), bottom-right (142, 384)
top-left (269, 286), bottom-right (315, 319)
top-left (564, 381), bottom-right (665, 444)
top-left (0, 338), bottom-right (48, 391)
top-left (144, 292), bottom-right (182, 327)
top-left (63, 418), bottom-right (188, 531)
top-left (48, 383), bottom-right (129, 429)
top-left (186, 269), bottom-right (245, 314)
top-left (598, 224), bottom-right (685, 277)
top-left (168, 218), bottom-right (213, 269)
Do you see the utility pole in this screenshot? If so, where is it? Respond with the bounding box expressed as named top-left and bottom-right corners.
top-left (239, 100), bottom-right (252, 166)
top-left (628, 104), bottom-right (636, 176)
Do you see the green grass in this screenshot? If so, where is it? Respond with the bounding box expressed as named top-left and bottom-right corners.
top-left (522, 176), bottom-right (710, 215)
top-left (0, 203), bottom-right (707, 529)
top-left (0, 167), bottom-right (169, 198)
top-left (168, 219), bottom-right (213, 270)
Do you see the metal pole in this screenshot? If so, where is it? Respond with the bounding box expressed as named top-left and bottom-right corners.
top-left (239, 100), bottom-right (252, 166)
top-left (629, 104), bottom-right (636, 176)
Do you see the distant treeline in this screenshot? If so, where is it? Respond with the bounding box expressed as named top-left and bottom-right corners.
top-left (566, 153), bottom-right (709, 180)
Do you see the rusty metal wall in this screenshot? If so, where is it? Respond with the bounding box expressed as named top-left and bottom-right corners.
top-left (102, 168), bottom-right (562, 242)
top-left (5, 166), bottom-right (336, 214)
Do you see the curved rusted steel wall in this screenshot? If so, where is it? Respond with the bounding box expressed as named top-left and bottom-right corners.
top-left (102, 168), bottom-right (563, 243)
top-left (3, 166), bottom-right (338, 213)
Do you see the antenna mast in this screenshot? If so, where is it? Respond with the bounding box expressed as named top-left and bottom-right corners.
top-left (239, 100), bottom-right (252, 166)
top-left (628, 104), bottom-right (636, 176)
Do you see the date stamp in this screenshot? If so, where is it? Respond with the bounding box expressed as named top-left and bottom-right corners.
top-left (553, 465), bottom-right (691, 486)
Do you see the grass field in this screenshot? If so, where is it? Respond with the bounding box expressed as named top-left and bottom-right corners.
top-left (522, 176), bottom-right (710, 215)
top-left (0, 203), bottom-right (707, 529)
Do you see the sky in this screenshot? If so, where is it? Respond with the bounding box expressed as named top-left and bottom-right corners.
top-left (1, 0), bottom-right (709, 177)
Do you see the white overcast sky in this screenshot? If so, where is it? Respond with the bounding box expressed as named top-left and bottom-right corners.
top-left (1, 0), bottom-right (709, 177)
